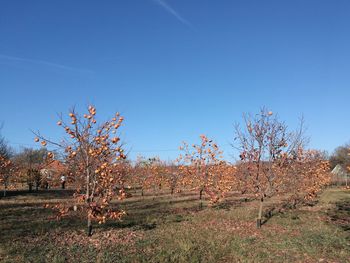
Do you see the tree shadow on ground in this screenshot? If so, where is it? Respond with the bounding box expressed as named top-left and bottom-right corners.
top-left (0, 202), bottom-right (84, 243)
top-left (0, 189), bottom-right (75, 199)
top-left (327, 200), bottom-right (350, 232)
top-left (214, 197), bottom-right (253, 211)
top-left (1, 189), bottom-right (242, 238)
top-left (261, 207), bottom-right (278, 226)
top-left (260, 199), bottom-right (321, 226)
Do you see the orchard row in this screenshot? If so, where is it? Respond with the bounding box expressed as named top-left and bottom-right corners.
top-left (0, 106), bottom-right (334, 235)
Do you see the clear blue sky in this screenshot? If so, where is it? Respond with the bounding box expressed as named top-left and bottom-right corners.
top-left (0, 0), bottom-right (349, 161)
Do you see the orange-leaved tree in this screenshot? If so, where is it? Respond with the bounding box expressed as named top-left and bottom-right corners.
top-left (179, 135), bottom-right (225, 205)
top-left (0, 155), bottom-right (13, 197)
top-left (208, 161), bottom-right (237, 202)
top-left (0, 134), bottom-right (14, 196)
top-left (13, 148), bottom-right (50, 191)
top-left (34, 105), bottom-right (127, 236)
top-left (163, 161), bottom-right (182, 195)
top-left (285, 149), bottom-right (331, 207)
top-left (131, 156), bottom-right (163, 197)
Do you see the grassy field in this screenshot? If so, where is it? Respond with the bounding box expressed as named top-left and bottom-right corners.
top-left (0, 187), bottom-right (349, 263)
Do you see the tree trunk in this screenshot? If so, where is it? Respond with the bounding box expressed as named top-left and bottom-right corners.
top-left (171, 187), bottom-right (174, 195)
top-left (87, 216), bottom-right (93, 236)
top-left (86, 166), bottom-right (92, 236)
top-left (257, 197), bottom-right (264, 228)
top-left (141, 188), bottom-right (144, 197)
top-left (292, 198), bottom-right (297, 209)
top-left (199, 188), bottom-right (204, 209)
top-left (28, 183), bottom-right (33, 192)
top-left (3, 182), bottom-right (7, 197)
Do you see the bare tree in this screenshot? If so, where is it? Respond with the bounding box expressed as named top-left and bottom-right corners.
top-left (233, 108), bottom-right (306, 228)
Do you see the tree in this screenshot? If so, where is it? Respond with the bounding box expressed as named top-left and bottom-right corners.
top-left (13, 148), bottom-right (49, 191)
top-left (163, 161), bottom-right (182, 195)
top-left (0, 130), bottom-right (10, 158)
top-left (233, 108), bottom-right (306, 228)
top-left (34, 105), bottom-right (127, 236)
top-left (132, 156), bottom-right (161, 197)
top-left (208, 161), bottom-right (237, 202)
top-left (329, 144), bottom-right (350, 170)
top-left (179, 135), bottom-right (225, 205)
top-left (285, 149), bottom-right (331, 208)
top-left (0, 129), bottom-right (14, 196)
top-left (0, 155), bottom-right (13, 197)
